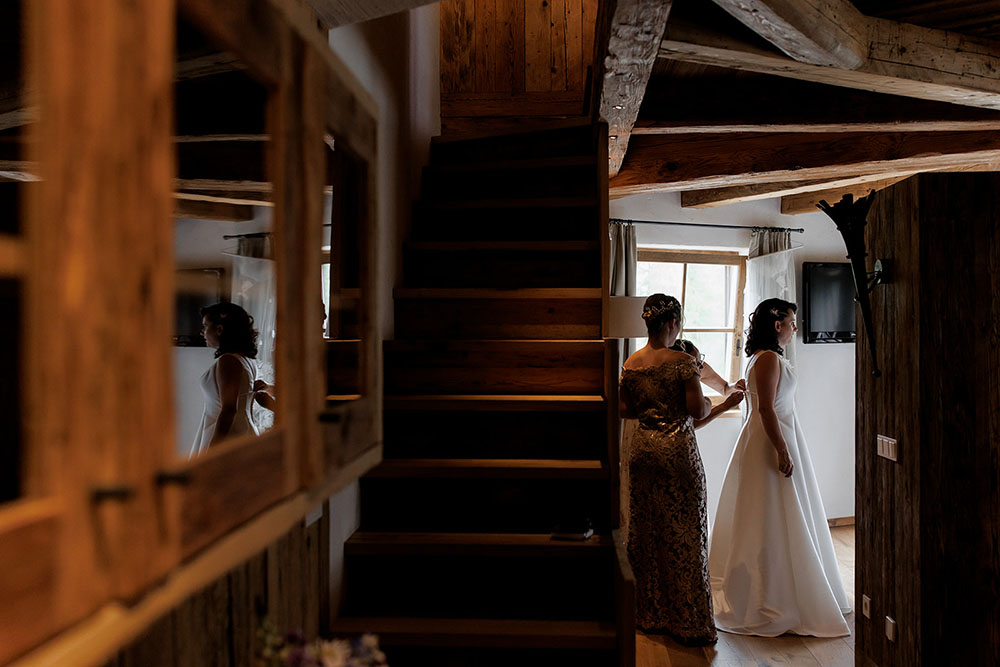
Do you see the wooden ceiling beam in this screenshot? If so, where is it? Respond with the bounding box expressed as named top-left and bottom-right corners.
top-left (780, 175), bottom-right (912, 215)
top-left (610, 130), bottom-right (1000, 198)
top-left (174, 189), bottom-right (273, 207)
top-left (174, 198), bottom-right (256, 221)
top-left (304, 0), bottom-right (439, 28)
top-left (658, 17), bottom-right (1000, 109)
top-left (599, 0), bottom-right (674, 177)
top-left (680, 171), bottom-right (921, 208)
top-left (709, 0), bottom-right (868, 69)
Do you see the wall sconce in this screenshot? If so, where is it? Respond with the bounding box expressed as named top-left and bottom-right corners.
top-left (817, 192), bottom-right (886, 377)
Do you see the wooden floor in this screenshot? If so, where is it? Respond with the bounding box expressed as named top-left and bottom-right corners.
top-left (637, 526), bottom-right (856, 667)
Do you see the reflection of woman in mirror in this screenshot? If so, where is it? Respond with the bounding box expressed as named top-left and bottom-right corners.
top-left (189, 302), bottom-right (260, 457)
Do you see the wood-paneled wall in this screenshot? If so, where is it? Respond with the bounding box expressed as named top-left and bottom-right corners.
top-left (440, 0), bottom-right (599, 121)
top-left (857, 173), bottom-right (1000, 666)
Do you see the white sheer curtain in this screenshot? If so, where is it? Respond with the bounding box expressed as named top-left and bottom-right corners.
top-left (230, 249), bottom-right (276, 432)
top-left (746, 229), bottom-right (797, 368)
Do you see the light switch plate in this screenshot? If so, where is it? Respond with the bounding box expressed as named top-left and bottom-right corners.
top-left (885, 616), bottom-right (897, 642)
top-left (862, 594), bottom-right (871, 618)
top-left (877, 434), bottom-right (898, 462)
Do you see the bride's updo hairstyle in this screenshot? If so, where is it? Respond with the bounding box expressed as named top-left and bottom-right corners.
top-left (641, 293), bottom-right (683, 336)
top-left (201, 302), bottom-right (259, 359)
top-left (744, 298), bottom-right (797, 357)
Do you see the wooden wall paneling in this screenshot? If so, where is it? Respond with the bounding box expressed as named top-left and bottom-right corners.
top-left (495, 0), bottom-right (520, 94)
top-left (441, 0), bottom-right (477, 94)
top-left (525, 0), bottom-right (552, 92)
top-left (550, 0), bottom-right (568, 92)
top-left (565, 0), bottom-right (584, 92)
top-left (25, 0), bottom-right (178, 620)
top-left (512, 0), bottom-right (527, 94)
top-left (227, 551), bottom-right (269, 667)
top-left (917, 174), bottom-right (1000, 666)
top-left (114, 612), bottom-right (175, 667)
top-left (172, 576), bottom-right (232, 666)
top-left (475, 0), bottom-right (497, 93)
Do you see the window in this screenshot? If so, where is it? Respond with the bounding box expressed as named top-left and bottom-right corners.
top-left (636, 249), bottom-right (747, 395)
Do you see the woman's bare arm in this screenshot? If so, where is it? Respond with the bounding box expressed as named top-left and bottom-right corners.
top-left (210, 355), bottom-right (244, 446)
top-left (694, 390), bottom-right (744, 430)
top-left (754, 352), bottom-right (794, 477)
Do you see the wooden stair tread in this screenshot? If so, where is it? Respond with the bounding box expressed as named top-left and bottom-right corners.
top-left (431, 155), bottom-right (597, 172)
top-left (346, 531), bottom-right (613, 556)
top-left (422, 196), bottom-right (598, 209)
top-left (406, 240), bottom-right (598, 252)
top-left (330, 617), bottom-right (617, 649)
top-left (368, 458), bottom-right (607, 479)
top-left (394, 287), bottom-right (601, 300)
top-left (384, 395), bottom-right (605, 411)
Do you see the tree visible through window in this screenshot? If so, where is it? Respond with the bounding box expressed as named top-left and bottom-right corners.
top-left (636, 249), bottom-right (747, 395)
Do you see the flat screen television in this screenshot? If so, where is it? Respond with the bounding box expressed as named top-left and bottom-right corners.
top-left (802, 262), bottom-right (856, 344)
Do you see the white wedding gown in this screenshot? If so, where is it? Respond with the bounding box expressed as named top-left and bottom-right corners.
top-left (189, 352), bottom-right (259, 458)
top-left (709, 350), bottom-right (851, 637)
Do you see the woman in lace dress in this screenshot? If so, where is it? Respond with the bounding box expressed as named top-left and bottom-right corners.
top-left (619, 294), bottom-right (740, 644)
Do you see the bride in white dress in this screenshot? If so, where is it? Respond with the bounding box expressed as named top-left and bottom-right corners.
top-left (189, 302), bottom-right (261, 458)
top-left (709, 298), bottom-right (851, 637)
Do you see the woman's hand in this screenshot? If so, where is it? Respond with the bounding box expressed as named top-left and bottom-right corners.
top-left (721, 390), bottom-right (744, 411)
top-left (776, 447), bottom-right (794, 477)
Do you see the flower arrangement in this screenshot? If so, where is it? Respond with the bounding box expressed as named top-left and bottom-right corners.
top-left (256, 620), bottom-right (389, 667)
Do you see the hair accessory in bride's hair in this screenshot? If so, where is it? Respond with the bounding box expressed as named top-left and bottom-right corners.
top-left (769, 307), bottom-right (783, 317)
top-left (642, 296), bottom-right (681, 321)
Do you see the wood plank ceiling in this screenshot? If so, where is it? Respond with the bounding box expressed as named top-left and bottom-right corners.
top-left (606, 0), bottom-right (1000, 212)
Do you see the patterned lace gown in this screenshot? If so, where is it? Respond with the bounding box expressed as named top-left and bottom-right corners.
top-left (619, 356), bottom-right (716, 643)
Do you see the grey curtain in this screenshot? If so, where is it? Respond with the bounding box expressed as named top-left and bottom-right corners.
top-left (610, 222), bottom-right (638, 357)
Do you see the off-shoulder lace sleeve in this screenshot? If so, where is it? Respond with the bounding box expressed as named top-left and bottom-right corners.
top-left (677, 355), bottom-right (699, 381)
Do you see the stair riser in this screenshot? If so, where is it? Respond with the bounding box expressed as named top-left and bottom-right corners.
top-left (343, 553), bottom-right (615, 620)
top-left (383, 410), bottom-right (606, 460)
top-left (360, 478), bottom-right (611, 533)
top-left (413, 206), bottom-right (599, 242)
top-left (422, 165), bottom-right (597, 201)
top-left (405, 249), bottom-right (600, 288)
top-left (430, 126), bottom-right (596, 164)
top-left (394, 298), bottom-right (601, 340)
top-left (384, 343), bottom-right (604, 395)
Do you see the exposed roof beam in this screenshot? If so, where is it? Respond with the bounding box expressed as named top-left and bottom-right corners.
top-left (710, 0), bottom-right (867, 69)
top-left (174, 189), bottom-right (273, 207)
top-left (600, 0), bottom-right (674, 176)
top-left (681, 171), bottom-right (921, 208)
top-left (780, 175), bottom-right (912, 215)
top-left (658, 18), bottom-right (1000, 109)
top-left (634, 118), bottom-right (1000, 134)
top-left (305, 0), bottom-right (439, 28)
top-left (610, 130), bottom-right (1000, 198)
top-left (174, 198), bottom-right (256, 221)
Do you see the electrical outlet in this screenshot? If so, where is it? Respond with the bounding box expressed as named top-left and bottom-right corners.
top-left (885, 616), bottom-right (897, 642)
top-left (877, 434), bottom-right (898, 462)
top-left (862, 594), bottom-right (871, 618)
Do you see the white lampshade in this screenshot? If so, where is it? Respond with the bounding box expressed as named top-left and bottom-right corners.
top-left (607, 296), bottom-right (650, 339)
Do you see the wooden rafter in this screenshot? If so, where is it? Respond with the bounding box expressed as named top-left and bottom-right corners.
top-left (780, 175), bottom-right (912, 215)
top-left (599, 0), bottom-right (674, 176)
top-left (680, 171), bottom-right (921, 209)
top-left (709, 0), bottom-right (867, 69)
top-left (610, 130), bottom-right (1000, 198)
top-left (658, 17), bottom-right (1000, 109)
top-left (305, 0), bottom-right (439, 28)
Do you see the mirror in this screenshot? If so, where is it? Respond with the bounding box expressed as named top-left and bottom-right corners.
top-left (172, 14), bottom-right (275, 458)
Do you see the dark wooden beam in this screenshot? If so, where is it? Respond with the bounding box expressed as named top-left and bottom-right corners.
top-left (658, 18), bottom-right (1000, 109)
top-left (780, 175), bottom-right (912, 215)
top-left (610, 130), bottom-right (1000, 197)
top-left (635, 76), bottom-right (1000, 134)
top-left (176, 140), bottom-right (267, 183)
top-left (680, 172), bottom-right (919, 208)
top-left (174, 198), bottom-right (256, 221)
top-left (599, 0), bottom-right (673, 176)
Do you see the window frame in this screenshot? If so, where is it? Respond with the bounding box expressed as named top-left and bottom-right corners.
top-left (637, 248), bottom-right (748, 384)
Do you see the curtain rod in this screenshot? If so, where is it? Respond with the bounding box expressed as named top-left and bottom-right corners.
top-left (610, 218), bottom-right (805, 234)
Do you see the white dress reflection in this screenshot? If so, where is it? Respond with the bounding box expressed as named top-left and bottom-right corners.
top-left (189, 302), bottom-right (260, 457)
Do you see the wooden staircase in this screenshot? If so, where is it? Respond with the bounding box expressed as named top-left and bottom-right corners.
top-left (335, 122), bottom-right (632, 666)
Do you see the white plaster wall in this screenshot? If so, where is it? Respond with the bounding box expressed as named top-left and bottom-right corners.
top-left (611, 193), bottom-right (856, 522)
